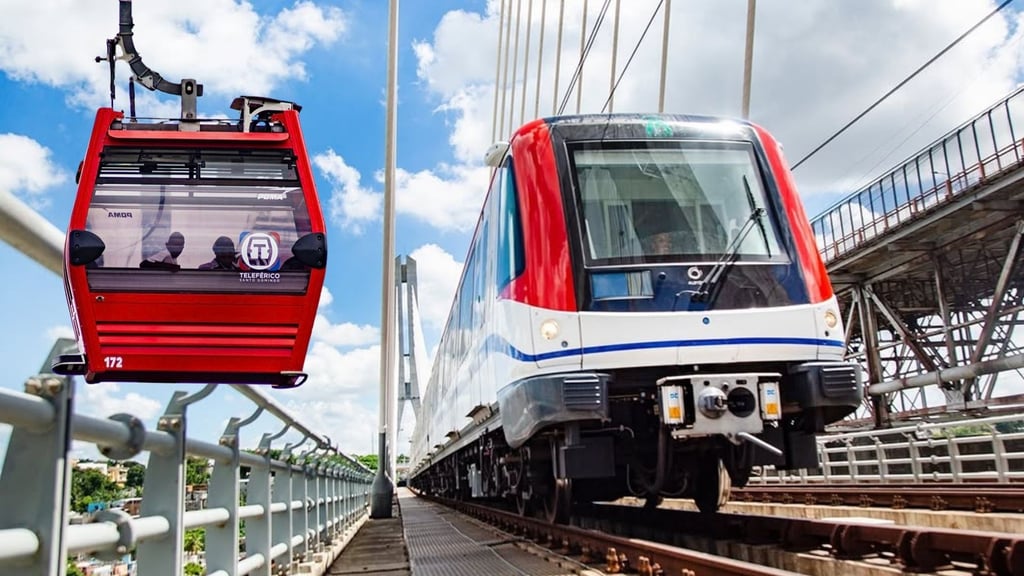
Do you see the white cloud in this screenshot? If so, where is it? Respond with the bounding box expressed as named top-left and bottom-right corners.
top-left (275, 397), bottom-right (378, 457)
top-left (267, 339), bottom-right (381, 455)
top-left (0, 0), bottom-right (347, 112)
top-left (319, 286), bottom-right (334, 308)
top-left (311, 315), bottom-right (379, 347)
top-left (396, 163), bottom-right (491, 232)
top-left (409, 244), bottom-right (463, 333)
top-left (0, 134), bottom-right (67, 209)
top-left (413, 0), bottom-right (1024, 199)
top-left (45, 325), bottom-right (75, 343)
top-left (76, 382), bottom-right (163, 422)
top-left (299, 341), bottom-right (380, 396)
top-left (314, 150), bottom-right (381, 234)
top-left (315, 150), bottom-right (491, 234)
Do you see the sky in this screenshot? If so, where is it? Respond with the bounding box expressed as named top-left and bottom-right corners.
top-left (1, 0), bottom-right (1023, 462)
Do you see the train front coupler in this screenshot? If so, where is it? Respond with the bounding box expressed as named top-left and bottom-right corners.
top-left (656, 372), bottom-right (782, 440)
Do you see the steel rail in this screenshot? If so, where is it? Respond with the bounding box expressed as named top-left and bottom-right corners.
top-left (583, 501), bottom-right (1024, 575)
top-left (415, 488), bottom-right (1024, 575)
top-left (735, 482), bottom-right (1024, 513)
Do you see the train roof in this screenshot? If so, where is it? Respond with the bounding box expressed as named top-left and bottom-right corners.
top-left (518, 113), bottom-right (762, 142)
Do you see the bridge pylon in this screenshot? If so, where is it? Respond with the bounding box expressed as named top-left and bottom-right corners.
top-left (396, 256), bottom-right (423, 458)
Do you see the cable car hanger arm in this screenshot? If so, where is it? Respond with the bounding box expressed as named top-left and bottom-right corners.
top-left (101, 0), bottom-right (204, 120)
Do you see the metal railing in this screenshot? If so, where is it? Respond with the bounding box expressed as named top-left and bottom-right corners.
top-left (810, 85), bottom-right (1024, 263)
top-left (0, 338), bottom-right (373, 576)
top-left (751, 413), bottom-right (1024, 485)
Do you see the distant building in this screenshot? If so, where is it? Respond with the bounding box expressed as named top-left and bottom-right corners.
top-left (185, 484), bottom-right (208, 511)
top-left (106, 464), bottom-right (128, 487)
top-left (76, 462), bottom-right (109, 474)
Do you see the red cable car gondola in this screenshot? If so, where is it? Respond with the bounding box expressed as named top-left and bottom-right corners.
top-left (53, 3), bottom-right (326, 388)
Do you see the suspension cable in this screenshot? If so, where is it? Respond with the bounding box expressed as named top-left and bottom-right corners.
top-left (791, 0), bottom-right (1015, 170)
top-left (601, 0), bottom-right (665, 114)
top-left (557, 0), bottom-right (614, 115)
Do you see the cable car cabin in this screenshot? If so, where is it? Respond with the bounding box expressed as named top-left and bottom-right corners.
top-left (55, 97), bottom-right (327, 387)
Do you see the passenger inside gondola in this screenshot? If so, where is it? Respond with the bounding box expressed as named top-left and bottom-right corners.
top-left (198, 236), bottom-right (240, 270)
top-left (140, 231), bottom-right (185, 270)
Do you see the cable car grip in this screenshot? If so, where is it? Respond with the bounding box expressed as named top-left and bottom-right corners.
top-left (99, 0), bottom-right (205, 121)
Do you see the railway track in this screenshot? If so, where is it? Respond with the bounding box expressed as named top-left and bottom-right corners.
top-left (734, 483), bottom-right (1024, 513)
top-left (585, 501), bottom-right (1024, 575)
top-left (417, 490), bottom-right (1024, 575)
top-left (417, 492), bottom-right (795, 576)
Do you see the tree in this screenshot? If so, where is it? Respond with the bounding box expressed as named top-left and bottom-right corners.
top-left (397, 454), bottom-right (409, 464)
top-left (70, 468), bottom-right (120, 513)
top-left (124, 461), bottom-right (146, 490)
top-left (944, 424), bottom-right (992, 438)
top-left (184, 562), bottom-right (205, 575)
top-left (186, 458), bottom-right (211, 486)
top-left (66, 560), bottom-right (84, 576)
top-left (996, 420), bottom-right (1024, 434)
top-left (357, 454), bottom-right (378, 471)
top-left (184, 528), bottom-right (205, 554)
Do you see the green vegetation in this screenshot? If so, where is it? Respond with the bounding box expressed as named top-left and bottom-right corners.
top-left (184, 562), bottom-right (205, 575)
top-left (186, 457), bottom-right (211, 486)
top-left (353, 454), bottom-right (409, 470)
top-left (124, 461), bottom-right (146, 489)
top-left (184, 528), bottom-right (205, 553)
top-left (996, 420), bottom-right (1024, 434)
top-left (357, 454), bottom-right (378, 470)
top-left (66, 560), bottom-right (84, 576)
top-left (70, 468), bottom-right (120, 513)
top-left (942, 421), bottom-right (1024, 437)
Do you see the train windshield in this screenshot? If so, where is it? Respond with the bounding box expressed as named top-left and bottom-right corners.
top-left (570, 141), bottom-right (785, 265)
top-left (84, 147), bottom-right (313, 294)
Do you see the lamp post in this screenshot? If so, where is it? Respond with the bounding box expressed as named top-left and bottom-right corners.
top-left (741, 0), bottom-right (756, 119)
top-left (371, 0), bottom-right (400, 519)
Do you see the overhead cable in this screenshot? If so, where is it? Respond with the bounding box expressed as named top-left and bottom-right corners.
top-left (602, 0), bottom-right (666, 114)
top-left (792, 0), bottom-right (1014, 171)
top-left (557, 0), bottom-right (614, 115)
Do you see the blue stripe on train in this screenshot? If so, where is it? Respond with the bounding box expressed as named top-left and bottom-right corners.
top-left (486, 335), bottom-right (844, 363)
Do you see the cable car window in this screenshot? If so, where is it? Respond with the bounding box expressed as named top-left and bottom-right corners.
top-left (569, 141), bottom-right (786, 266)
top-left (84, 147), bottom-right (313, 294)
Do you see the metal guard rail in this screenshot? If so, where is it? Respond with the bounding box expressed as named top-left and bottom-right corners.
top-left (751, 412), bottom-right (1024, 485)
top-left (0, 338), bottom-right (374, 576)
top-left (811, 85), bottom-right (1024, 263)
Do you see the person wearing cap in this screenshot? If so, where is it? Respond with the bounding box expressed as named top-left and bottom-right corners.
top-left (142, 231), bottom-right (185, 269)
top-left (198, 236), bottom-right (240, 270)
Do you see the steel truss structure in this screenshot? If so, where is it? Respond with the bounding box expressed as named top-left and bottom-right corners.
top-left (812, 86), bottom-right (1024, 427)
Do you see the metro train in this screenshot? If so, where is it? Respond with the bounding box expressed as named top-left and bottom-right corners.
top-left (407, 114), bottom-right (862, 519)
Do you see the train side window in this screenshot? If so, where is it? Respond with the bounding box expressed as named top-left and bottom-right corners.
top-left (496, 159), bottom-right (525, 290)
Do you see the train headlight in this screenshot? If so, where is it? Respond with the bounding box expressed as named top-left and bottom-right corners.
top-left (540, 319), bottom-right (559, 340)
top-left (824, 310), bottom-right (838, 329)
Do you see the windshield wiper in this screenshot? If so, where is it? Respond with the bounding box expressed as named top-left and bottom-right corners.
top-left (684, 203), bottom-right (765, 306)
top-left (743, 175), bottom-right (771, 258)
